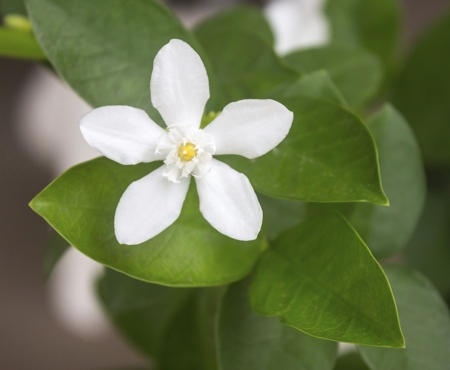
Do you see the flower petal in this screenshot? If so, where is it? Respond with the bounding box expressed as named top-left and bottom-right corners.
top-left (204, 99), bottom-right (293, 159)
top-left (115, 165), bottom-right (190, 245)
top-left (195, 159), bottom-right (262, 241)
top-left (151, 39), bottom-right (209, 128)
top-left (80, 106), bottom-right (167, 165)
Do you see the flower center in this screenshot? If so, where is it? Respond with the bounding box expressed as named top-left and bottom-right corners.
top-left (178, 142), bottom-right (197, 161)
top-left (155, 125), bottom-right (216, 183)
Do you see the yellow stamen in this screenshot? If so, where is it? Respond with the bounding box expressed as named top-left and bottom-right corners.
top-left (178, 142), bottom-right (197, 161)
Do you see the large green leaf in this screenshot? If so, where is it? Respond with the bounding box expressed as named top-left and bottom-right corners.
top-left (358, 266), bottom-right (450, 370)
top-left (98, 268), bottom-right (221, 370)
top-left (194, 5), bottom-right (274, 47)
top-left (284, 45), bottom-right (382, 108)
top-left (30, 157), bottom-right (266, 287)
top-left (0, 27), bottom-right (45, 59)
top-left (250, 212), bottom-right (404, 347)
top-left (392, 11), bottom-right (450, 166)
top-left (220, 95), bottom-right (388, 205)
top-left (325, 0), bottom-right (401, 69)
top-left (348, 105), bottom-right (426, 259)
top-left (25, 0), bottom-right (214, 125)
top-left (194, 27), bottom-right (297, 106)
top-left (218, 278), bottom-right (337, 370)
top-left (404, 191), bottom-right (450, 296)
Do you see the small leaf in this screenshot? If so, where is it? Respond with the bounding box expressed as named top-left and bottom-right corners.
top-left (194, 26), bottom-right (298, 106)
top-left (25, 0), bottom-right (214, 125)
top-left (194, 5), bottom-right (274, 47)
top-left (43, 231), bottom-right (69, 280)
top-left (98, 269), bottom-right (221, 370)
top-left (358, 266), bottom-right (450, 370)
top-left (392, 11), bottom-right (450, 165)
top-left (349, 105), bottom-right (426, 259)
top-left (250, 212), bottom-right (404, 347)
top-left (284, 45), bottom-right (382, 108)
top-left (0, 27), bottom-right (46, 60)
top-left (218, 278), bottom-right (338, 370)
top-left (404, 191), bottom-right (450, 296)
top-left (221, 96), bottom-right (388, 205)
top-left (30, 157), bottom-right (266, 287)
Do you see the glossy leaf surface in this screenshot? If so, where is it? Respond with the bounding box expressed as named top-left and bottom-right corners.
top-left (30, 157), bottom-right (266, 287)
top-left (98, 268), bottom-right (220, 370)
top-left (218, 278), bottom-right (337, 370)
top-left (393, 11), bottom-right (450, 165)
top-left (284, 45), bottom-right (382, 108)
top-left (358, 266), bottom-right (450, 370)
top-left (221, 96), bottom-right (388, 205)
top-left (250, 212), bottom-right (404, 347)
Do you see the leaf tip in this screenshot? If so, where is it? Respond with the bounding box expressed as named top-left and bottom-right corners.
top-left (371, 191), bottom-right (390, 206)
top-left (29, 192), bottom-right (46, 215)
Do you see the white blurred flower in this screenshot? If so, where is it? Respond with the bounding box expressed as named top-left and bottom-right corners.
top-left (265, 0), bottom-right (330, 55)
top-left (80, 39), bottom-right (293, 245)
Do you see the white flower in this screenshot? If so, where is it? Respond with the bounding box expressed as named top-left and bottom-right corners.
top-left (265, 0), bottom-right (330, 55)
top-left (80, 39), bottom-right (293, 245)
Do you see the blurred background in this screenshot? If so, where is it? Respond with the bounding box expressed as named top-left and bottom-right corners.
top-left (1, 0), bottom-right (449, 369)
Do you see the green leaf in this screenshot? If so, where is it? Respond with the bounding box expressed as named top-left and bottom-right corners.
top-left (284, 45), bottom-right (382, 108)
top-left (404, 191), bottom-right (450, 296)
top-left (1, 0), bottom-right (26, 15)
top-left (220, 95), bottom-right (388, 205)
top-left (334, 353), bottom-right (370, 370)
top-left (0, 27), bottom-right (46, 60)
top-left (274, 70), bottom-right (348, 107)
top-left (325, 0), bottom-right (401, 69)
top-left (348, 105), bottom-right (426, 259)
top-left (258, 193), bottom-right (306, 242)
top-left (43, 231), bottom-right (69, 280)
top-left (250, 212), bottom-right (404, 347)
top-left (98, 268), bottom-right (221, 370)
top-left (194, 27), bottom-right (297, 106)
top-left (30, 157), bottom-right (266, 287)
top-left (358, 266), bottom-right (450, 370)
top-left (25, 0), bottom-right (212, 125)
top-left (392, 11), bottom-right (450, 166)
top-left (218, 278), bottom-right (338, 370)
top-left (194, 5), bottom-right (274, 47)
